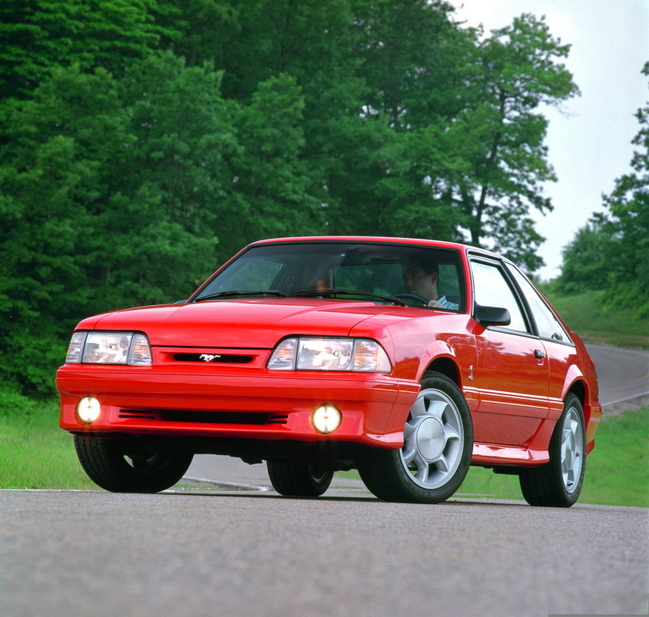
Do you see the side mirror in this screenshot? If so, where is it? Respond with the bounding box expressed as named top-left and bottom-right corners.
top-left (474, 304), bottom-right (511, 327)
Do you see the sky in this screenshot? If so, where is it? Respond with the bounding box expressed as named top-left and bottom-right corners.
top-left (448, 0), bottom-right (649, 280)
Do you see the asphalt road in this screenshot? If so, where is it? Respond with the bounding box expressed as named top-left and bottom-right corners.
top-left (1, 343), bottom-right (647, 617)
top-left (1, 491), bottom-right (647, 617)
top-left (587, 343), bottom-right (649, 406)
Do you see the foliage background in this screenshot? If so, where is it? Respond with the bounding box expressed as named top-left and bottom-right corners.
top-left (555, 63), bottom-right (649, 319)
top-left (0, 0), bottom-right (647, 398)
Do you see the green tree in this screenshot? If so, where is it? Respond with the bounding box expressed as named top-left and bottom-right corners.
top-left (351, 0), bottom-right (465, 127)
top-left (0, 55), bottom-right (235, 395)
top-left (605, 63), bottom-right (649, 315)
top-left (375, 14), bottom-right (578, 271)
top-left (0, 0), bottom-right (171, 104)
top-left (0, 65), bottom-right (127, 394)
top-left (555, 218), bottom-right (615, 295)
top-left (160, 3), bottom-right (578, 271)
top-left (221, 74), bottom-right (326, 257)
top-left (324, 0), bottom-right (470, 238)
top-left (161, 0), bottom-right (356, 101)
top-left (463, 14), bottom-right (578, 266)
top-left (558, 63), bottom-right (649, 316)
top-left (114, 52), bottom-right (236, 295)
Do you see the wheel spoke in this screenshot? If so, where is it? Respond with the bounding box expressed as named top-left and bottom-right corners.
top-left (413, 454), bottom-right (430, 483)
top-left (402, 445), bottom-right (417, 465)
top-left (434, 454), bottom-right (450, 474)
top-left (426, 399), bottom-right (447, 421)
top-left (403, 420), bottom-right (416, 440)
top-left (410, 395), bottom-right (428, 417)
top-left (131, 454), bottom-right (157, 472)
top-left (444, 425), bottom-right (460, 443)
top-left (562, 454), bottom-right (574, 488)
top-left (561, 429), bottom-right (572, 457)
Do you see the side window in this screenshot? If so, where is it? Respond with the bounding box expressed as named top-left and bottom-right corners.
top-left (471, 261), bottom-right (529, 333)
top-left (507, 266), bottom-right (572, 342)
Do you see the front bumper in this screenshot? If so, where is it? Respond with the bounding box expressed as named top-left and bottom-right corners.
top-left (56, 364), bottom-right (419, 449)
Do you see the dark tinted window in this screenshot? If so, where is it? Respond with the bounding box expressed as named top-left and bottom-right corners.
top-left (195, 242), bottom-right (464, 310)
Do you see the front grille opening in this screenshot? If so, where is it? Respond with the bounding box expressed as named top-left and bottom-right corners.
top-left (119, 409), bottom-right (289, 426)
top-left (119, 410), bottom-right (158, 421)
top-left (174, 353), bottom-right (254, 364)
top-left (164, 410), bottom-right (289, 425)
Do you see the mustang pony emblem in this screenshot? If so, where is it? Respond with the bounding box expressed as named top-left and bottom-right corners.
top-left (199, 354), bottom-right (221, 362)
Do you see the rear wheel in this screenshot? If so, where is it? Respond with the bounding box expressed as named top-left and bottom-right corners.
top-left (519, 393), bottom-right (586, 507)
top-left (74, 435), bottom-right (194, 493)
top-left (358, 372), bottom-right (473, 503)
top-left (267, 460), bottom-right (334, 497)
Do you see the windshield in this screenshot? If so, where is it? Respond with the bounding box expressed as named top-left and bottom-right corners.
top-left (193, 242), bottom-right (464, 311)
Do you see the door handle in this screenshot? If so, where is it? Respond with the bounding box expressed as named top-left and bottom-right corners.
top-left (534, 349), bottom-right (546, 360)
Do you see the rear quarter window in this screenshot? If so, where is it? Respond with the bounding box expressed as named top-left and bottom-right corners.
top-left (507, 265), bottom-right (572, 342)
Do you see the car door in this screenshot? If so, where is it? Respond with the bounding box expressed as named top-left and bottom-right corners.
top-left (505, 263), bottom-right (578, 414)
top-left (469, 258), bottom-right (550, 446)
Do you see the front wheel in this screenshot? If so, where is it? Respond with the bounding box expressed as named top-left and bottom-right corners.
top-left (267, 460), bottom-right (334, 497)
top-left (74, 435), bottom-right (194, 493)
top-left (519, 393), bottom-right (586, 507)
top-left (358, 372), bottom-right (473, 503)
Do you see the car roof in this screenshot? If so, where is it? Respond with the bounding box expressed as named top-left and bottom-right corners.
top-left (247, 236), bottom-right (502, 261)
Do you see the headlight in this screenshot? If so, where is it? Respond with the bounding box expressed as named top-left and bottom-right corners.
top-left (65, 331), bottom-right (152, 366)
top-left (267, 337), bottom-right (391, 373)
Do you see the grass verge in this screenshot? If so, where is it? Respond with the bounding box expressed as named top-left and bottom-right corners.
top-left (458, 406), bottom-right (649, 507)
top-left (540, 288), bottom-right (649, 349)
top-left (2, 400), bottom-right (647, 506)
top-left (1, 399), bottom-right (97, 490)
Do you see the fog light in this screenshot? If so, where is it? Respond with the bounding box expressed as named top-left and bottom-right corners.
top-left (76, 397), bottom-right (101, 424)
top-left (311, 404), bottom-right (342, 434)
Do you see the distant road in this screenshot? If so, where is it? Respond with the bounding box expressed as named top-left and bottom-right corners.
top-left (586, 344), bottom-right (649, 406)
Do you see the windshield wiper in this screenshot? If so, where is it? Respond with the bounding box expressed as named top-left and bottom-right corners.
top-left (294, 288), bottom-right (406, 306)
top-left (194, 290), bottom-right (286, 302)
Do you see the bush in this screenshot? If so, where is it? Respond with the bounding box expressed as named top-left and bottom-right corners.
top-left (0, 388), bottom-right (39, 418)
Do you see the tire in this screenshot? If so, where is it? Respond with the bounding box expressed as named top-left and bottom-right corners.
top-left (358, 371), bottom-right (473, 503)
top-left (519, 393), bottom-right (586, 507)
top-left (267, 460), bottom-right (334, 497)
top-left (74, 435), bottom-right (194, 493)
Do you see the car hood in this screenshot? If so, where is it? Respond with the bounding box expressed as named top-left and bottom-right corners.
top-left (79, 299), bottom-right (396, 348)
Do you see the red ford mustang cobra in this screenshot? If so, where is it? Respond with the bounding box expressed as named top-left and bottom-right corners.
top-left (57, 236), bottom-right (601, 506)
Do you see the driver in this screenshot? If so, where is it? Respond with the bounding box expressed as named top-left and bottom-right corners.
top-left (401, 257), bottom-right (459, 310)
